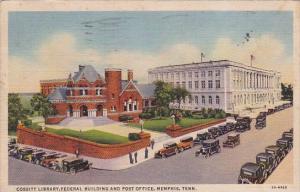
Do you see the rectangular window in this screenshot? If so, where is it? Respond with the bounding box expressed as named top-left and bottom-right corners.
top-left (188, 81), bottom-right (192, 89)
top-left (194, 72), bottom-right (199, 78)
top-left (208, 80), bottom-right (213, 88)
top-left (201, 81), bottom-right (205, 88)
top-left (176, 72), bottom-right (180, 80)
top-left (216, 96), bottom-right (220, 104)
top-left (216, 80), bottom-right (220, 88)
top-left (201, 71), bottom-right (205, 77)
top-left (188, 72), bottom-right (192, 78)
top-left (188, 95), bottom-right (192, 104)
top-left (171, 73), bottom-right (174, 80)
top-left (202, 96), bottom-right (205, 104)
top-left (216, 70), bottom-right (220, 76)
top-left (195, 81), bottom-right (199, 89)
top-left (84, 90), bottom-right (88, 95)
top-left (208, 71), bottom-right (213, 77)
top-left (182, 72), bottom-right (186, 79)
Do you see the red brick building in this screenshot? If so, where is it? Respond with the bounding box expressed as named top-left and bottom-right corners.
top-left (41, 65), bottom-right (155, 123)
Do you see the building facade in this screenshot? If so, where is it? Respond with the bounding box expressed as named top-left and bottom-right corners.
top-left (148, 60), bottom-right (281, 113)
top-left (41, 65), bottom-right (155, 123)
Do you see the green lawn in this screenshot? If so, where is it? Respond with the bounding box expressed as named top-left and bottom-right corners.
top-left (46, 128), bottom-right (129, 145)
top-left (128, 118), bottom-right (217, 132)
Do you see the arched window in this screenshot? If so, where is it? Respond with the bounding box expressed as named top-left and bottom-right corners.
top-left (216, 96), bottom-right (220, 104)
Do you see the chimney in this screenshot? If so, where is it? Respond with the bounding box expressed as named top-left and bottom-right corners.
top-left (128, 69), bottom-right (133, 81)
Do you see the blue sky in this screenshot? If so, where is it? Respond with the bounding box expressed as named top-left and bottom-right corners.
top-left (8, 11), bottom-right (294, 92)
top-left (9, 11), bottom-right (293, 58)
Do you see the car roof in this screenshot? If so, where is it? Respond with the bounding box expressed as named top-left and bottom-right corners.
top-left (257, 152), bottom-right (272, 158)
top-left (242, 162), bottom-right (260, 172)
top-left (63, 157), bottom-right (82, 162)
top-left (266, 145), bottom-right (280, 150)
top-left (277, 138), bottom-right (289, 142)
top-left (180, 136), bottom-right (193, 141)
top-left (228, 133), bottom-right (239, 137)
top-left (164, 141), bottom-right (176, 146)
top-left (203, 139), bottom-right (218, 144)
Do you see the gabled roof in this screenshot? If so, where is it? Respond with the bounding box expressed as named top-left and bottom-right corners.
top-left (48, 88), bottom-right (67, 101)
top-left (72, 65), bottom-right (103, 83)
top-left (120, 80), bottom-right (155, 99)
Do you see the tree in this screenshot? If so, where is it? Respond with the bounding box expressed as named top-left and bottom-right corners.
top-left (31, 93), bottom-right (55, 124)
top-left (281, 83), bottom-right (293, 101)
top-left (172, 86), bottom-right (190, 109)
top-left (8, 93), bottom-right (31, 131)
top-left (154, 81), bottom-right (174, 117)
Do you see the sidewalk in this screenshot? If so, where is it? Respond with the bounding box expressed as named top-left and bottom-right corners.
top-left (265, 150), bottom-right (293, 184)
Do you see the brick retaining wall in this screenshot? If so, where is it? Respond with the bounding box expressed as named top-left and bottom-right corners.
top-left (17, 125), bottom-right (150, 159)
top-left (165, 119), bottom-right (226, 137)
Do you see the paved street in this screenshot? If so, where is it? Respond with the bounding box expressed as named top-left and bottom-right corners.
top-left (9, 107), bottom-right (293, 185)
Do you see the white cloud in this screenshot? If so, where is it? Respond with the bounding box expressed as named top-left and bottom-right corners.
top-left (8, 32), bottom-right (293, 93)
top-left (210, 34), bottom-right (293, 83)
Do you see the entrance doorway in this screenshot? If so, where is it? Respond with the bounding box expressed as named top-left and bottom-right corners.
top-left (68, 105), bottom-right (73, 117)
top-left (80, 105), bottom-right (88, 117)
top-left (96, 104), bottom-right (103, 116)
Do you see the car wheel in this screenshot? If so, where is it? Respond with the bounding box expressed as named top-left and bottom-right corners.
top-left (162, 154), bottom-right (167, 159)
top-left (70, 168), bottom-right (76, 175)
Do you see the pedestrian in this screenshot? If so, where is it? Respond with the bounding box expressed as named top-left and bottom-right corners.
top-left (151, 139), bottom-right (155, 150)
top-left (75, 148), bottom-right (79, 158)
top-left (129, 152), bottom-right (133, 164)
top-left (145, 147), bottom-right (148, 159)
top-left (134, 151), bottom-right (138, 163)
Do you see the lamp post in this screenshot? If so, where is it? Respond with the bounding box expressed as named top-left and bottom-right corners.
top-left (171, 114), bottom-right (175, 126)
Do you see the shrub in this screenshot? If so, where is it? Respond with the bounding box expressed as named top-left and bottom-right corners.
top-left (160, 107), bottom-right (170, 117)
top-left (139, 113), bottom-right (152, 119)
top-left (192, 114), bottom-right (205, 119)
top-left (128, 133), bottom-right (140, 141)
top-left (215, 111), bottom-right (226, 119)
top-left (182, 110), bottom-right (193, 118)
top-left (23, 119), bottom-right (32, 127)
top-left (119, 115), bottom-right (133, 122)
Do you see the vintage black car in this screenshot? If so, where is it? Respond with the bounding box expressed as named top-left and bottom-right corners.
top-left (235, 117), bottom-right (251, 132)
top-left (265, 145), bottom-right (285, 163)
top-left (226, 122), bottom-right (236, 132)
top-left (17, 147), bottom-right (34, 160)
top-left (255, 114), bottom-right (266, 129)
top-left (8, 138), bottom-right (17, 151)
top-left (256, 153), bottom-right (276, 175)
top-left (195, 139), bottom-right (221, 158)
top-left (276, 138), bottom-right (291, 155)
top-left (31, 150), bottom-right (47, 164)
top-left (218, 125), bottom-right (229, 135)
top-left (289, 128), bottom-right (293, 134)
top-left (208, 127), bottom-right (222, 138)
top-left (282, 131), bottom-right (293, 149)
top-left (193, 132), bottom-right (211, 145)
top-left (223, 133), bottom-right (240, 148)
top-left (60, 158), bottom-right (91, 174)
top-left (238, 162), bottom-right (267, 184)
top-left (267, 108), bottom-right (274, 115)
top-left (155, 142), bottom-right (179, 158)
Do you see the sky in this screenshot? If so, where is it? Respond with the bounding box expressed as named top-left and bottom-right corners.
top-left (8, 11), bottom-right (293, 92)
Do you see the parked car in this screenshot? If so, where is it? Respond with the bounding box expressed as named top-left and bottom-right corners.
top-left (50, 156), bottom-right (70, 171)
top-left (265, 145), bottom-right (285, 164)
top-left (282, 131), bottom-right (293, 146)
top-left (208, 127), bottom-right (221, 138)
top-left (238, 162), bottom-right (267, 184)
top-left (256, 153), bottom-right (276, 175)
top-left (255, 114), bottom-right (266, 129)
top-left (41, 152), bottom-right (65, 167)
top-left (17, 147), bottom-right (34, 160)
top-left (177, 136), bottom-right (194, 152)
top-left (226, 122), bottom-right (236, 132)
top-left (60, 158), bottom-right (92, 174)
top-left (276, 138), bottom-right (291, 155)
top-left (223, 133), bottom-right (240, 148)
top-left (289, 128), bottom-right (293, 134)
top-left (155, 142), bottom-right (179, 158)
top-left (195, 139), bottom-right (221, 158)
top-left (235, 117), bottom-right (251, 132)
top-left (193, 132), bottom-right (211, 145)
top-left (30, 150), bottom-right (47, 164)
top-left (267, 108), bottom-right (274, 115)
top-left (218, 125), bottom-right (229, 135)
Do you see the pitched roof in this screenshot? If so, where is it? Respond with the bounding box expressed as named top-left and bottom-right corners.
top-left (136, 84), bottom-right (155, 98)
top-left (48, 88), bottom-right (67, 101)
top-left (72, 65), bottom-right (103, 83)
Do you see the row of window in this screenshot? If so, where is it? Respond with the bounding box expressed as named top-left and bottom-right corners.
top-left (154, 70), bottom-right (221, 80)
top-left (173, 80), bottom-right (221, 89)
top-left (184, 95), bottom-right (220, 105)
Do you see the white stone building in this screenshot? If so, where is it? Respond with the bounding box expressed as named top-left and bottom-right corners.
top-left (148, 60), bottom-right (282, 113)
